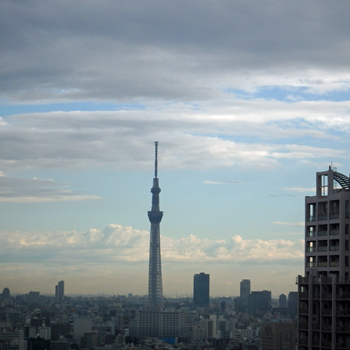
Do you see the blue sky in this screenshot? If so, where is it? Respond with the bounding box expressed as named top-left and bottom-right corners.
top-left (1, 0), bottom-right (350, 297)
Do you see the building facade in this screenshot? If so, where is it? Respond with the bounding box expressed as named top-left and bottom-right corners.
top-left (240, 279), bottom-right (251, 308)
top-left (148, 142), bottom-right (164, 309)
top-left (55, 281), bottom-right (64, 303)
top-left (193, 273), bottom-right (210, 307)
top-left (297, 167), bottom-right (350, 349)
top-left (261, 322), bottom-right (296, 350)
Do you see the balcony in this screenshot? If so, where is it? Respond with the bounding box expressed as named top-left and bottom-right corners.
top-left (307, 231), bottom-right (317, 237)
top-left (307, 247), bottom-right (316, 252)
top-left (298, 338), bottom-right (308, 345)
top-left (318, 262), bottom-right (328, 267)
top-left (319, 214), bottom-right (328, 221)
top-left (319, 231), bottom-right (328, 236)
top-left (307, 215), bottom-right (316, 222)
top-left (299, 307), bottom-right (308, 314)
top-left (337, 293), bottom-right (350, 299)
top-left (318, 247), bottom-right (328, 252)
top-left (321, 324), bottom-right (332, 331)
top-left (299, 292), bottom-right (309, 299)
top-left (330, 246), bottom-right (340, 251)
top-left (321, 308), bottom-right (332, 315)
top-left (330, 229), bottom-right (339, 235)
top-left (330, 261), bottom-right (340, 267)
top-left (299, 322), bottom-right (308, 330)
top-left (330, 213), bottom-right (340, 220)
top-left (336, 309), bottom-right (350, 316)
top-left (321, 293), bottom-right (332, 299)
top-left (335, 342), bottom-right (350, 349)
top-left (307, 262), bottom-right (317, 268)
top-left (336, 325), bottom-right (350, 332)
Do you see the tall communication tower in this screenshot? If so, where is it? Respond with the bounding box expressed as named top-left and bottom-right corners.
top-left (147, 141), bottom-right (163, 308)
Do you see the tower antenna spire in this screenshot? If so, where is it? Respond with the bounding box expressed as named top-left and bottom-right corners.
top-left (154, 141), bottom-right (158, 178)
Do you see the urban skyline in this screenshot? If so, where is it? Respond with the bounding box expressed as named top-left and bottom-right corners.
top-left (1, 1), bottom-right (350, 296)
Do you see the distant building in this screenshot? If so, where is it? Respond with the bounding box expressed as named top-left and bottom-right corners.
top-left (130, 311), bottom-right (188, 339)
top-left (279, 294), bottom-right (287, 308)
top-left (261, 321), bottom-right (296, 350)
top-left (55, 281), bottom-right (64, 303)
top-left (240, 279), bottom-right (251, 307)
top-left (2, 288), bottom-right (10, 300)
top-left (73, 317), bottom-right (92, 341)
top-left (287, 291), bottom-right (297, 319)
top-left (247, 290), bottom-right (271, 315)
top-left (27, 291), bottom-right (39, 303)
top-left (193, 273), bottom-right (210, 307)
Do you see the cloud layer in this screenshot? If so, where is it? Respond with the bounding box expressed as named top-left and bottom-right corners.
top-left (2, 1), bottom-right (350, 103)
top-left (0, 224), bottom-right (303, 265)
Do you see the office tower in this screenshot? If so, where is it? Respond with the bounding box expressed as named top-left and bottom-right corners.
top-left (27, 291), bottom-right (40, 303)
top-left (261, 321), bottom-right (296, 350)
top-left (55, 280), bottom-right (64, 303)
top-left (247, 290), bottom-right (271, 315)
top-left (148, 142), bottom-right (163, 309)
top-left (279, 294), bottom-right (287, 308)
top-left (193, 272), bottom-right (210, 307)
top-left (287, 291), bottom-right (297, 319)
top-left (240, 279), bottom-right (251, 306)
top-left (297, 167), bottom-right (350, 349)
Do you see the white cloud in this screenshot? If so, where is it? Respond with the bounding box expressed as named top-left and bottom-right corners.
top-left (0, 224), bottom-right (303, 265)
top-left (0, 175), bottom-right (101, 203)
top-left (203, 180), bottom-right (241, 185)
top-left (272, 221), bottom-right (304, 227)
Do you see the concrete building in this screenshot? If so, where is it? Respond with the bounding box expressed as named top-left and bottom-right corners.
top-left (287, 291), bottom-right (297, 319)
top-left (240, 279), bottom-right (251, 308)
top-left (297, 167), bottom-right (350, 349)
top-left (261, 322), bottom-right (296, 350)
top-left (55, 281), bottom-right (64, 303)
top-left (247, 290), bottom-right (271, 315)
top-left (131, 311), bottom-right (188, 339)
top-left (279, 294), bottom-right (287, 308)
top-left (73, 317), bottom-right (92, 341)
top-left (193, 273), bottom-right (210, 307)
top-left (148, 142), bottom-right (163, 309)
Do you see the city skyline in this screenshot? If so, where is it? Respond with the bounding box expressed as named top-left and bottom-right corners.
top-left (1, 1), bottom-right (350, 296)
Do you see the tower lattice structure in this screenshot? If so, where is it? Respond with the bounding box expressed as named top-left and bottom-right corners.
top-left (148, 141), bottom-right (163, 308)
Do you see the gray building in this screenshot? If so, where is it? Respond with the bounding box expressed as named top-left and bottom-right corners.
top-left (297, 167), bottom-right (350, 349)
top-left (279, 294), bottom-right (287, 308)
top-left (247, 290), bottom-right (271, 315)
top-left (55, 280), bottom-right (64, 303)
top-left (240, 279), bottom-right (251, 307)
top-left (193, 273), bottom-right (210, 307)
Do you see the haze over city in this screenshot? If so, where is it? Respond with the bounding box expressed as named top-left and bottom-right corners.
top-left (1, 0), bottom-right (350, 297)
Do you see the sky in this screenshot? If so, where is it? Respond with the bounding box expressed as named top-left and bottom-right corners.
top-left (1, 0), bottom-right (350, 297)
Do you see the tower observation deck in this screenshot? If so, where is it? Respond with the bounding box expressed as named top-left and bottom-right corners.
top-left (148, 141), bottom-right (163, 308)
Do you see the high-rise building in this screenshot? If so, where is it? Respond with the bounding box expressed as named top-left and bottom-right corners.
top-left (193, 272), bottom-right (210, 307)
top-left (297, 167), bottom-right (350, 349)
top-left (247, 290), bottom-right (271, 315)
top-left (148, 142), bottom-right (163, 309)
top-left (55, 280), bottom-right (64, 303)
top-left (287, 291), bottom-right (297, 319)
top-left (240, 279), bottom-right (251, 306)
top-left (279, 294), bottom-right (287, 308)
